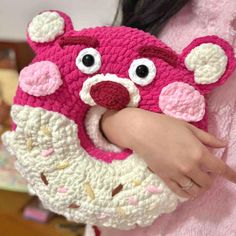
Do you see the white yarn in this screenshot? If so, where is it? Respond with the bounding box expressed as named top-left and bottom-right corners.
top-left (28, 11), bottom-right (65, 43)
top-left (2, 105), bottom-right (187, 230)
top-left (185, 43), bottom-right (228, 84)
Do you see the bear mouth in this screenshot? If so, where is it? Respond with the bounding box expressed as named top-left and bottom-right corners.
top-left (78, 105), bottom-right (132, 163)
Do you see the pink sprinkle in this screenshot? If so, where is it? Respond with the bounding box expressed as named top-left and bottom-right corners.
top-left (146, 185), bottom-right (162, 194)
top-left (128, 197), bottom-right (138, 205)
top-left (97, 213), bottom-right (110, 220)
top-left (57, 186), bottom-right (68, 193)
top-left (41, 148), bottom-right (54, 157)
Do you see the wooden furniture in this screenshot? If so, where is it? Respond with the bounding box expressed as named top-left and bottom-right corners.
top-left (0, 42), bottom-right (85, 236)
top-left (0, 41), bottom-right (34, 73)
top-left (0, 190), bottom-right (84, 236)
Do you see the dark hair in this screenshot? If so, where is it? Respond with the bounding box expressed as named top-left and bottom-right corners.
top-left (113, 0), bottom-right (190, 35)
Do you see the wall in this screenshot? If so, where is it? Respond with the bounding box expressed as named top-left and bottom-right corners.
top-left (0, 0), bottom-right (118, 41)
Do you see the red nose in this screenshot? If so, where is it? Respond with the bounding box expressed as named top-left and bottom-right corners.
top-left (90, 81), bottom-right (130, 110)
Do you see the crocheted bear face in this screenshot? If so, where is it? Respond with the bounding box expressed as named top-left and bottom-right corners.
top-left (3, 11), bottom-right (235, 230)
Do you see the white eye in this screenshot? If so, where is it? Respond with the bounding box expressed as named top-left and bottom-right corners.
top-left (128, 58), bottom-right (157, 86)
top-left (76, 48), bottom-right (101, 74)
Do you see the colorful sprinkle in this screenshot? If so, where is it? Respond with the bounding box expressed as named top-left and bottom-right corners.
top-left (128, 197), bottom-right (138, 205)
top-left (26, 138), bottom-right (33, 151)
top-left (57, 186), bottom-right (68, 193)
top-left (40, 173), bottom-right (48, 185)
top-left (41, 126), bottom-right (52, 136)
top-left (112, 184), bottom-right (123, 197)
top-left (116, 207), bottom-right (126, 217)
top-left (69, 203), bottom-right (80, 209)
top-left (41, 148), bottom-right (54, 157)
top-left (55, 161), bottom-right (70, 170)
top-left (97, 213), bottom-right (110, 220)
top-left (132, 179), bottom-right (142, 186)
top-left (84, 183), bottom-right (95, 200)
top-left (146, 185), bottom-right (162, 194)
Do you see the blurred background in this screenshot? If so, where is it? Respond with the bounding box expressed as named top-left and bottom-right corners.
top-left (0, 1), bottom-right (118, 235)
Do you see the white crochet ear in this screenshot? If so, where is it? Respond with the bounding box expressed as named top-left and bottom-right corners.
top-left (28, 11), bottom-right (65, 43)
top-left (184, 43), bottom-right (228, 84)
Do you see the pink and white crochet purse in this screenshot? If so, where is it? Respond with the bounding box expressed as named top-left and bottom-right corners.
top-left (2, 11), bottom-right (236, 230)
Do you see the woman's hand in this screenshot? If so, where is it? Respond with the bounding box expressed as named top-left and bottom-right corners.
top-left (101, 108), bottom-right (236, 199)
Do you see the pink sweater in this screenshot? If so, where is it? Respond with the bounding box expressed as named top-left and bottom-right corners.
top-left (86, 0), bottom-right (236, 235)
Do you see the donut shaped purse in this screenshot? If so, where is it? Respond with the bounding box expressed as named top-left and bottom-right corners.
top-left (2, 11), bottom-right (236, 230)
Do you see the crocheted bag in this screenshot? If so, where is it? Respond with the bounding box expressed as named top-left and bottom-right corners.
top-left (2, 10), bottom-right (236, 230)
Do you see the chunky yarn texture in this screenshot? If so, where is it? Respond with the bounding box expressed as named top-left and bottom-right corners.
top-left (2, 10), bottom-right (236, 230)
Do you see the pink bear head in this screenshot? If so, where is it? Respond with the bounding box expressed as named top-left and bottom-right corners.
top-left (15, 10), bottom-right (236, 163)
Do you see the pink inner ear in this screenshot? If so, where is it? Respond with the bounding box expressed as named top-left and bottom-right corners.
top-left (159, 82), bottom-right (205, 122)
top-left (19, 61), bottom-right (63, 97)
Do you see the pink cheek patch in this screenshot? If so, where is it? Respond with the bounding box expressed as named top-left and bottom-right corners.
top-left (159, 82), bottom-right (205, 122)
top-left (19, 61), bottom-right (63, 97)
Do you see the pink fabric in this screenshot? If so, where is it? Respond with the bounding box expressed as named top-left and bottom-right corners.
top-left (19, 61), bottom-right (62, 97)
top-left (98, 0), bottom-right (236, 235)
top-left (57, 186), bottom-right (69, 193)
top-left (159, 82), bottom-right (205, 122)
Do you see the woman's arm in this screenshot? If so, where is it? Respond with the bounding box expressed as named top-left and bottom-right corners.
top-left (101, 108), bottom-right (236, 198)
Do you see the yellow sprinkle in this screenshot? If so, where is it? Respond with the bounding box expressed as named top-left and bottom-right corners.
top-left (55, 161), bottom-right (70, 170)
top-left (149, 204), bottom-right (157, 211)
top-left (26, 138), bottom-right (33, 151)
top-left (84, 183), bottom-right (95, 200)
top-left (116, 207), bottom-right (126, 217)
top-left (41, 126), bottom-right (52, 136)
top-left (132, 179), bottom-right (142, 186)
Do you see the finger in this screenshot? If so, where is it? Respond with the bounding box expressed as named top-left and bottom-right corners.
top-left (187, 124), bottom-right (227, 148)
top-left (217, 164), bottom-right (236, 184)
top-left (163, 178), bottom-right (192, 199)
top-left (200, 149), bottom-right (236, 184)
top-left (176, 175), bottom-right (201, 197)
top-left (186, 166), bottom-right (214, 190)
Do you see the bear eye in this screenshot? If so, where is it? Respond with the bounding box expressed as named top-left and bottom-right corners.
top-left (82, 54), bottom-right (95, 67)
top-left (76, 48), bottom-right (101, 74)
top-left (129, 58), bottom-right (157, 86)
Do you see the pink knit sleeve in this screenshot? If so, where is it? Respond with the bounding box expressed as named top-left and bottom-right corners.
top-left (158, 0), bottom-right (236, 148)
top-left (158, 0), bottom-right (236, 54)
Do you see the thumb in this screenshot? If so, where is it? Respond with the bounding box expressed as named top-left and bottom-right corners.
top-left (187, 123), bottom-right (227, 148)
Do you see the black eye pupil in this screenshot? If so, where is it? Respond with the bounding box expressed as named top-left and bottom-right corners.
top-left (82, 54), bottom-right (95, 67)
top-left (136, 65), bottom-right (149, 78)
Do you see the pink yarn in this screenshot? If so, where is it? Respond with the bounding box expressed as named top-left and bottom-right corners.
top-left (41, 148), bottom-right (54, 157)
top-left (146, 185), bottom-right (162, 194)
top-left (15, 10), bottom-right (235, 164)
top-left (19, 61), bottom-right (62, 97)
top-left (159, 82), bottom-right (205, 122)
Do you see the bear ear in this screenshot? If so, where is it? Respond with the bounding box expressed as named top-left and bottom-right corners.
top-left (27, 10), bottom-right (74, 53)
top-left (181, 36), bottom-right (236, 92)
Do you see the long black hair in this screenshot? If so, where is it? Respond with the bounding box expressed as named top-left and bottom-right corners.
top-left (113, 0), bottom-right (190, 35)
